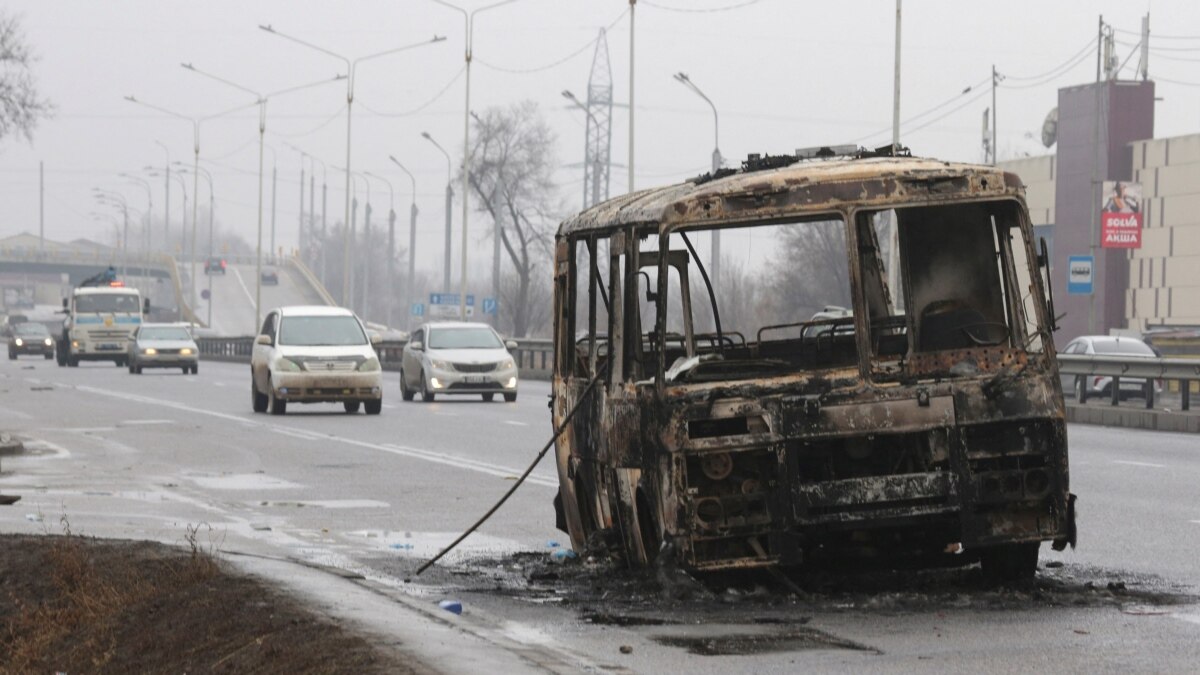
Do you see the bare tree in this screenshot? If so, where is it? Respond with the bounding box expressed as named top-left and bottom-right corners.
top-left (0, 11), bottom-right (52, 145)
top-left (464, 100), bottom-right (559, 337)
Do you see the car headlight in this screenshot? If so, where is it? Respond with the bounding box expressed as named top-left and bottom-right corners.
top-left (431, 359), bottom-right (451, 371)
top-left (13, 338), bottom-right (22, 346)
top-left (179, 347), bottom-right (193, 356)
top-left (143, 347), bottom-right (157, 355)
top-left (500, 358), bottom-right (515, 370)
top-left (44, 338), bottom-right (52, 346)
top-left (358, 356), bottom-right (381, 372)
top-left (276, 357), bottom-right (302, 372)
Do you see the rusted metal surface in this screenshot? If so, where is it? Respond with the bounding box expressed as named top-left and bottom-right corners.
top-left (551, 152), bottom-right (1074, 577)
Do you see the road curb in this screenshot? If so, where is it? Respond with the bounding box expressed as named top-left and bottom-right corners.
top-left (1066, 404), bottom-right (1200, 433)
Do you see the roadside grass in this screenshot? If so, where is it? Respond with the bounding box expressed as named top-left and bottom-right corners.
top-left (0, 519), bottom-right (412, 674)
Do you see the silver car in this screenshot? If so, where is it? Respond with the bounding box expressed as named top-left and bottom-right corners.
top-left (1061, 335), bottom-right (1161, 401)
top-left (400, 322), bottom-right (519, 402)
top-left (128, 324), bottom-right (199, 375)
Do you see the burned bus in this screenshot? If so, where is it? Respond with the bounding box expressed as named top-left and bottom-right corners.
top-left (550, 148), bottom-right (1075, 581)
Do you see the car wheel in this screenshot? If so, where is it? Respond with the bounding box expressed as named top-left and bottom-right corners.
top-left (191, 364), bottom-right (199, 375)
top-left (364, 399), bottom-right (382, 415)
top-left (7, 351), bottom-right (14, 361)
top-left (135, 365), bottom-right (143, 374)
top-left (481, 393), bottom-right (494, 402)
top-left (419, 370), bottom-right (435, 402)
top-left (504, 392), bottom-right (517, 403)
top-left (44, 352), bottom-right (53, 360)
top-left (68, 356), bottom-right (79, 367)
top-left (343, 401), bottom-right (361, 414)
top-left (128, 361), bottom-right (135, 374)
top-left (268, 381), bottom-right (286, 415)
top-left (400, 369), bottom-right (415, 401)
top-left (251, 376), bottom-right (268, 413)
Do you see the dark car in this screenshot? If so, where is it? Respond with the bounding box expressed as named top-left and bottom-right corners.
top-left (8, 322), bottom-right (54, 360)
top-left (261, 267), bottom-right (279, 285)
top-left (204, 256), bottom-right (227, 275)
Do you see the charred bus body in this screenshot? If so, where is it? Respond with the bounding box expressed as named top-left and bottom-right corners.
top-left (551, 150), bottom-right (1075, 581)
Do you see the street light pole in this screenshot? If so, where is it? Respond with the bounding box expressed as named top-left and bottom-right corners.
top-left (673, 71), bottom-right (723, 286)
top-left (179, 165), bottom-right (214, 328)
top-left (421, 131), bottom-right (453, 293)
top-left (629, 0), bottom-right (637, 193)
top-left (153, 140), bottom-right (170, 253)
top-left (94, 189), bottom-right (131, 279)
top-left (562, 90), bottom-right (603, 208)
top-left (118, 174), bottom-right (153, 291)
top-left (259, 26), bottom-right (445, 310)
top-left (429, 0), bottom-right (520, 321)
top-left (365, 172), bottom-right (395, 327)
top-left (180, 64), bottom-right (346, 331)
top-left (388, 156), bottom-right (418, 329)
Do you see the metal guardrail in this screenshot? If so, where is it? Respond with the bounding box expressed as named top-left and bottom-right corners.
top-left (1057, 353), bottom-right (1200, 410)
top-left (196, 336), bottom-right (556, 378)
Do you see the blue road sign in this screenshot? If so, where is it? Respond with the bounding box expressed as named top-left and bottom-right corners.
top-left (429, 293), bottom-right (476, 306)
top-left (411, 303), bottom-right (425, 316)
top-left (482, 297), bottom-right (498, 315)
top-left (1067, 255), bottom-right (1093, 295)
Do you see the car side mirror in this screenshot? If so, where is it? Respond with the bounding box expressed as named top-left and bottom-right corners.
top-left (255, 334), bottom-right (273, 346)
top-left (505, 340), bottom-right (518, 351)
top-left (369, 332), bottom-right (382, 346)
top-left (409, 340), bottom-right (423, 351)
top-left (62, 298), bottom-right (68, 309)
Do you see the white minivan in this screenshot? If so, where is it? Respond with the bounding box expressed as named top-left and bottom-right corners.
top-left (250, 306), bottom-right (383, 415)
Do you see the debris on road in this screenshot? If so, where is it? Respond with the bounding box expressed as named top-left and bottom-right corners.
top-left (438, 599), bottom-right (463, 615)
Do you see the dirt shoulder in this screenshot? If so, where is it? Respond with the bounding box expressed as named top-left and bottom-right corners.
top-left (0, 532), bottom-right (422, 674)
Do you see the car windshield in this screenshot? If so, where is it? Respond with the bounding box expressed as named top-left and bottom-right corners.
top-left (13, 323), bottom-right (48, 336)
top-left (1092, 339), bottom-right (1154, 356)
top-left (76, 294), bottom-right (140, 313)
top-left (139, 327), bottom-right (192, 341)
top-left (428, 327), bottom-right (503, 350)
top-left (278, 316), bottom-right (366, 346)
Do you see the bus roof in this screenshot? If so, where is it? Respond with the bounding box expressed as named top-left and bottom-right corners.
top-left (557, 155), bottom-right (1022, 239)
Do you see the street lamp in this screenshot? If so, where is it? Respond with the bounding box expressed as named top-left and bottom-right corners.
top-left (388, 156), bottom-right (418, 331)
top-left (421, 131), bottom-right (453, 293)
top-left (259, 26), bottom-right (445, 310)
top-left (124, 95), bottom-right (252, 330)
top-left (147, 166), bottom-right (189, 257)
top-left (673, 71), bottom-right (723, 286)
top-left (152, 140), bottom-right (171, 253)
top-left (93, 189), bottom-right (133, 279)
top-left (365, 171), bottom-right (396, 327)
top-left (427, 0), bottom-right (521, 321)
top-left (562, 90), bottom-right (604, 208)
top-left (119, 173), bottom-right (153, 264)
top-left (181, 62), bottom-right (346, 332)
top-left (177, 164), bottom-right (215, 328)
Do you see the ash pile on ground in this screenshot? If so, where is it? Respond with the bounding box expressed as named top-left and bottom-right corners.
top-left (375, 543), bottom-right (1196, 628)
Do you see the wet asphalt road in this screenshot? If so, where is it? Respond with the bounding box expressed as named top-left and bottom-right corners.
top-left (2, 356), bottom-right (1199, 672)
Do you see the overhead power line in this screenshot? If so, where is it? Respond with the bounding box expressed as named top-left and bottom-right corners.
top-left (359, 67), bottom-right (464, 117)
top-left (643, 0), bottom-right (765, 13)
top-left (849, 76), bottom-right (990, 145)
top-left (475, 9), bottom-right (628, 75)
top-left (1002, 37), bottom-right (1098, 81)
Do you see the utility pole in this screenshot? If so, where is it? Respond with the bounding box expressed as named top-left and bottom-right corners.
top-left (1138, 14), bottom-right (1150, 81)
top-left (270, 161), bottom-right (277, 260)
top-left (892, 0), bottom-right (902, 151)
top-left (362, 201), bottom-right (372, 318)
top-left (38, 161), bottom-right (44, 255)
top-left (628, 0), bottom-right (636, 192)
top-left (308, 161), bottom-right (315, 266)
top-left (1088, 16), bottom-right (1105, 335)
top-left (155, 140), bottom-right (170, 255)
top-left (298, 161), bottom-right (305, 259)
top-left (991, 64), bottom-right (998, 165)
top-left (321, 178), bottom-right (328, 282)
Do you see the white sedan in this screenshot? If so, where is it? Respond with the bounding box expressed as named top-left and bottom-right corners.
top-left (399, 322), bottom-right (519, 402)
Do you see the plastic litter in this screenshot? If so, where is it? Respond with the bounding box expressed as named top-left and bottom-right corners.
top-left (550, 549), bottom-right (577, 564)
top-left (390, 543), bottom-right (414, 550)
top-left (546, 540), bottom-right (560, 548)
top-left (438, 599), bottom-right (463, 615)
top-left (24, 513), bottom-right (42, 522)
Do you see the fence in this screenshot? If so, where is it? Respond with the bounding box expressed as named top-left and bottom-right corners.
top-left (196, 336), bottom-right (556, 379)
top-left (1057, 353), bottom-right (1200, 411)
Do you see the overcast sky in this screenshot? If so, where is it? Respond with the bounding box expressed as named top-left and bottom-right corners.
top-left (2, 0), bottom-right (1197, 279)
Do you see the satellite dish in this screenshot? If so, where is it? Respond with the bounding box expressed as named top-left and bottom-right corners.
top-left (1041, 107), bottom-right (1059, 148)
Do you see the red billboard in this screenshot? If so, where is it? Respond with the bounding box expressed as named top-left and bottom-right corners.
top-left (1100, 181), bottom-right (1142, 249)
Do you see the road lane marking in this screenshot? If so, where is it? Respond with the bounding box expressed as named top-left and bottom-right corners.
top-left (74, 384), bottom-right (559, 488)
top-left (1112, 460), bottom-right (1167, 469)
top-left (119, 420), bottom-right (175, 426)
top-left (504, 421), bottom-right (528, 427)
top-left (231, 267), bottom-right (257, 307)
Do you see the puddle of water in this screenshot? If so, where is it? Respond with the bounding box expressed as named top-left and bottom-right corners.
top-left (345, 529), bottom-right (523, 561)
top-left (189, 474), bottom-right (303, 490)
